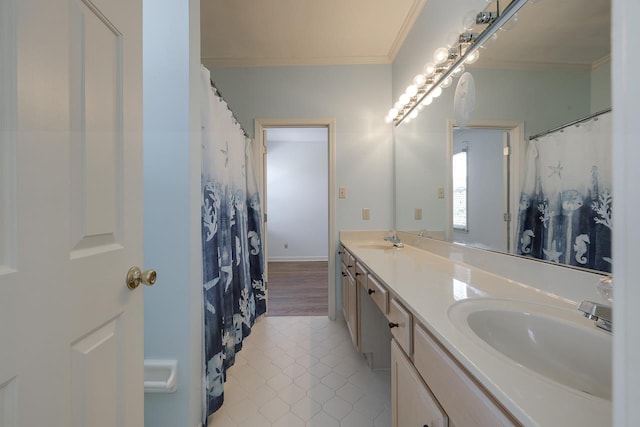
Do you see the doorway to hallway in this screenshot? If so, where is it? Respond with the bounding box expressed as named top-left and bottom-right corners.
top-left (255, 121), bottom-right (336, 317)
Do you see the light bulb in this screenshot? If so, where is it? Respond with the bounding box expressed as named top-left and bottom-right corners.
top-left (440, 76), bottom-right (453, 89)
top-left (384, 115), bottom-right (393, 124)
top-left (406, 85), bottom-right (418, 97)
top-left (422, 95), bottom-right (433, 106)
top-left (417, 103), bottom-right (424, 111)
top-left (404, 116), bottom-right (412, 124)
top-left (394, 101), bottom-right (403, 110)
top-left (413, 74), bottom-right (427, 87)
top-left (451, 65), bottom-right (465, 77)
top-left (501, 13), bottom-right (519, 31)
top-left (462, 10), bottom-right (478, 30)
top-left (423, 62), bottom-right (436, 76)
top-left (433, 47), bottom-right (449, 64)
top-left (431, 86), bottom-right (443, 98)
top-left (481, 33), bottom-right (498, 49)
top-left (446, 31), bottom-right (460, 48)
top-left (409, 110), bottom-right (419, 119)
top-left (465, 49), bottom-right (480, 64)
top-left (399, 94), bottom-right (410, 106)
top-left (388, 108), bottom-right (398, 117)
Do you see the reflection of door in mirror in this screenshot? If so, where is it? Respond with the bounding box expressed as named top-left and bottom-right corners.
top-left (451, 126), bottom-right (520, 253)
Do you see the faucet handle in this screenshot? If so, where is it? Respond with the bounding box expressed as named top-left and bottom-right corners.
top-left (578, 300), bottom-right (612, 332)
top-left (597, 276), bottom-right (613, 302)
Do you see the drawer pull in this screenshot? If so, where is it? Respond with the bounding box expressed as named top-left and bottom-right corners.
top-left (389, 322), bottom-right (399, 329)
top-left (368, 288), bottom-right (375, 295)
top-left (355, 272), bottom-right (361, 276)
top-left (347, 265), bottom-right (353, 268)
top-left (338, 251), bottom-right (343, 254)
top-left (341, 272), bottom-right (347, 277)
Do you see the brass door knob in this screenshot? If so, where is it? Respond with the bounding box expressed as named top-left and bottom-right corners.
top-left (126, 266), bottom-right (157, 290)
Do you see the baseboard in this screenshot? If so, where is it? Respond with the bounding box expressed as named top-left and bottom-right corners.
top-left (268, 256), bottom-right (328, 262)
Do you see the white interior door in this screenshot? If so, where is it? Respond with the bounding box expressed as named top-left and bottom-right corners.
top-left (0, 0), bottom-right (145, 425)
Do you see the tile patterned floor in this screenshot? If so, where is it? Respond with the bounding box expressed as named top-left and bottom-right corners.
top-left (208, 316), bottom-right (391, 427)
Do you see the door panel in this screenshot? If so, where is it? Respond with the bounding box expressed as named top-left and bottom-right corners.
top-left (70, 0), bottom-right (125, 256)
top-left (0, 0), bottom-right (144, 425)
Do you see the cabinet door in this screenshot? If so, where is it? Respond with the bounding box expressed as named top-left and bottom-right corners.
top-left (347, 272), bottom-right (359, 349)
top-left (391, 339), bottom-right (448, 427)
top-left (341, 262), bottom-right (349, 320)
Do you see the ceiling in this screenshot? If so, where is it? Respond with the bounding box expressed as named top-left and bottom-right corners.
top-left (201, 0), bottom-right (610, 70)
top-left (200, 0), bottom-right (425, 68)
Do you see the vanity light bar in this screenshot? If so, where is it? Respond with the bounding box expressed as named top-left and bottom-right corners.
top-left (392, 0), bottom-right (529, 126)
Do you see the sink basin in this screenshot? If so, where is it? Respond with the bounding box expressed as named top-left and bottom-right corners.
top-left (448, 299), bottom-right (612, 400)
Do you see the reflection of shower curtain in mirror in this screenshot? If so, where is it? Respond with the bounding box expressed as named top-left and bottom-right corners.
top-left (516, 112), bottom-right (612, 272)
top-left (200, 66), bottom-right (266, 423)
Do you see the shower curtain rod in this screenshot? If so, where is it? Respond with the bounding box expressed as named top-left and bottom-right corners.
top-left (528, 107), bottom-right (612, 141)
top-left (209, 78), bottom-right (250, 139)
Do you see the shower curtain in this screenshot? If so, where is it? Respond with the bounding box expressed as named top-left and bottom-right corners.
top-left (516, 111), bottom-right (612, 272)
top-left (200, 66), bottom-right (266, 422)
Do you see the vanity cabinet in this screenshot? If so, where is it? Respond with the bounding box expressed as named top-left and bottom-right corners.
top-left (413, 323), bottom-right (519, 427)
top-left (339, 240), bottom-right (521, 427)
top-left (391, 338), bottom-right (448, 427)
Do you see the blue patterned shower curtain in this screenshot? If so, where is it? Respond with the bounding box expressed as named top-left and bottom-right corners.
top-left (516, 111), bottom-right (612, 272)
top-left (200, 66), bottom-right (266, 423)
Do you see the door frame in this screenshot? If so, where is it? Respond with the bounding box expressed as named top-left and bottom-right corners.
top-left (446, 119), bottom-right (524, 252)
top-left (255, 118), bottom-right (337, 320)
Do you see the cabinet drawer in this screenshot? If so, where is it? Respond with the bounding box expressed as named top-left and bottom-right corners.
top-left (365, 275), bottom-right (388, 314)
top-left (388, 297), bottom-right (412, 355)
top-left (342, 250), bottom-right (353, 268)
top-left (413, 322), bottom-right (519, 427)
top-left (355, 262), bottom-right (367, 285)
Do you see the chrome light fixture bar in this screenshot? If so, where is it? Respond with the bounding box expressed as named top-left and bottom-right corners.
top-left (394, 0), bottom-right (529, 127)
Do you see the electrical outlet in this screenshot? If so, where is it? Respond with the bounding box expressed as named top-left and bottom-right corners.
top-left (415, 208), bottom-right (422, 220)
top-left (339, 187), bottom-right (346, 199)
top-left (362, 208), bottom-right (370, 220)
top-left (437, 187), bottom-right (445, 198)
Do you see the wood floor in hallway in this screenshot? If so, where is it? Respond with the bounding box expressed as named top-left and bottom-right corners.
top-left (267, 261), bottom-right (328, 316)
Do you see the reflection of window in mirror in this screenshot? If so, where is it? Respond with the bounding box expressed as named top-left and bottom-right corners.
top-left (452, 147), bottom-right (468, 231)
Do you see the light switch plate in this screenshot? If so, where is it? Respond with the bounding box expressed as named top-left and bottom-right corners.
top-left (362, 208), bottom-right (370, 220)
top-left (437, 187), bottom-right (445, 198)
top-left (415, 208), bottom-right (422, 220)
top-left (339, 187), bottom-right (346, 198)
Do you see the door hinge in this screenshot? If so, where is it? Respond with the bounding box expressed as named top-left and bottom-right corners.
top-left (263, 213), bottom-right (267, 223)
top-left (503, 213), bottom-right (512, 222)
top-left (503, 146), bottom-right (510, 156)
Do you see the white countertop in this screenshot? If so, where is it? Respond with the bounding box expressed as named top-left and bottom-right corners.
top-left (340, 233), bottom-right (612, 427)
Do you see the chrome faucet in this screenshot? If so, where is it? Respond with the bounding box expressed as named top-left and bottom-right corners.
top-left (384, 231), bottom-right (404, 248)
top-left (578, 300), bottom-right (612, 332)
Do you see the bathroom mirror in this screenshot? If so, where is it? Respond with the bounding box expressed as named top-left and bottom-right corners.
top-left (394, 0), bottom-right (611, 272)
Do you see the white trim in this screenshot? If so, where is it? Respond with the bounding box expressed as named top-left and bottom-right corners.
top-left (612, 0), bottom-right (640, 425)
top-left (255, 118), bottom-right (337, 321)
top-left (446, 119), bottom-right (524, 251)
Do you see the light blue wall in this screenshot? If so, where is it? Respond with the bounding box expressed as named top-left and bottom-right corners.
top-left (210, 65), bottom-right (395, 233)
top-left (210, 64), bottom-right (394, 312)
top-left (143, 0), bottom-right (202, 426)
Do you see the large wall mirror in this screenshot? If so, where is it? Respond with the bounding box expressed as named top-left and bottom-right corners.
top-left (394, 0), bottom-right (612, 272)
